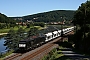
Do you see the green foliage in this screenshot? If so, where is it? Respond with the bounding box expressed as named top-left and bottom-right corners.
top-left (0, 13), bottom-right (17, 29)
top-left (26, 22), bottom-right (34, 28)
top-left (12, 10), bottom-right (75, 23)
top-left (42, 47), bottom-right (71, 60)
top-left (74, 1), bottom-right (90, 26)
top-left (34, 22), bottom-right (45, 27)
top-left (4, 29), bottom-right (16, 49)
top-left (0, 13), bottom-right (16, 24)
top-left (4, 27), bottom-right (26, 50)
top-left (73, 1), bottom-right (90, 53)
top-left (0, 49), bottom-right (14, 59)
top-left (42, 48), bottom-right (57, 60)
top-left (0, 23), bottom-right (7, 29)
top-left (28, 27), bottom-right (38, 37)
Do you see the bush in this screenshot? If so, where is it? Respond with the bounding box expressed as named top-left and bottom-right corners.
top-left (34, 22), bottom-right (45, 27)
top-left (42, 48), bottom-right (57, 60)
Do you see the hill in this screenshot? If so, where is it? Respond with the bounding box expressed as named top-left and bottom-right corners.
top-left (0, 13), bottom-right (16, 23)
top-left (12, 10), bottom-right (75, 22)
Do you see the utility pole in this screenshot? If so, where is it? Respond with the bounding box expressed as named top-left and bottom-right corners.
top-left (60, 16), bottom-right (64, 37)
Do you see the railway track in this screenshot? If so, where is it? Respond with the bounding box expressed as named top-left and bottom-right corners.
top-left (4, 31), bottom-right (74, 60)
top-left (4, 53), bottom-right (22, 60)
top-left (21, 44), bottom-right (56, 60)
top-left (18, 37), bottom-right (61, 60)
top-left (4, 37), bottom-right (60, 60)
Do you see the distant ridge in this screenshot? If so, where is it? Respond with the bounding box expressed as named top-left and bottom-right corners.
top-left (12, 10), bottom-right (75, 22)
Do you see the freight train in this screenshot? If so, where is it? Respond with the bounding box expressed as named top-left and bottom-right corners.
top-left (18, 26), bottom-right (75, 51)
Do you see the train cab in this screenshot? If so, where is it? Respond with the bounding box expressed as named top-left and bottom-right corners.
top-left (18, 38), bottom-right (34, 51)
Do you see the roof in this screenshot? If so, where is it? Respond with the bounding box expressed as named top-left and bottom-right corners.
top-left (53, 31), bottom-right (58, 34)
top-left (58, 30), bottom-right (61, 32)
top-left (45, 32), bottom-right (52, 36)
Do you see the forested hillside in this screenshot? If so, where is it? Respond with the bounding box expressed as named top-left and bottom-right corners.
top-left (12, 10), bottom-right (75, 22)
top-left (0, 10), bottom-right (75, 23)
top-left (0, 13), bottom-right (16, 23)
top-left (0, 13), bottom-right (16, 29)
top-left (23, 10), bottom-right (75, 22)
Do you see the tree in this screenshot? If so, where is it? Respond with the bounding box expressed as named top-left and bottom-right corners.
top-left (28, 27), bottom-right (38, 37)
top-left (26, 23), bottom-right (33, 28)
top-left (16, 27), bottom-right (26, 39)
top-left (4, 28), bottom-right (26, 50)
top-left (34, 22), bottom-right (45, 27)
top-left (74, 1), bottom-right (90, 26)
top-left (0, 13), bottom-right (16, 24)
top-left (12, 27), bottom-right (26, 49)
top-left (0, 24), bottom-right (5, 29)
top-left (4, 29), bottom-right (16, 50)
top-left (23, 10), bottom-right (75, 23)
top-left (73, 1), bottom-right (90, 53)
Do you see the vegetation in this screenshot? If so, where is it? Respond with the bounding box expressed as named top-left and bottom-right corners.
top-left (72, 1), bottom-right (90, 54)
top-left (42, 46), bottom-right (72, 60)
top-left (12, 10), bottom-right (75, 22)
top-left (34, 22), bottom-right (45, 27)
top-left (42, 48), bottom-right (58, 60)
top-left (0, 49), bottom-right (14, 60)
top-left (4, 27), bottom-right (27, 50)
top-left (0, 13), bottom-right (16, 29)
top-left (3, 25), bottom-right (43, 51)
top-left (0, 10), bottom-right (74, 33)
top-left (0, 26), bottom-right (25, 33)
top-left (27, 27), bottom-right (38, 37)
top-left (0, 13), bottom-right (16, 23)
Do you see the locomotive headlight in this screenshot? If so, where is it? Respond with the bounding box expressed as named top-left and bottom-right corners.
top-left (19, 44), bottom-right (26, 47)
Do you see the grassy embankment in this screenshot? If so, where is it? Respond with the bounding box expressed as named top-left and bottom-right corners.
top-left (42, 46), bottom-right (72, 60)
top-left (0, 50), bottom-right (14, 60)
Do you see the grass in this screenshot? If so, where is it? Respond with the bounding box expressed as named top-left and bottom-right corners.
top-left (42, 47), bottom-right (64, 60)
top-left (35, 26), bottom-right (43, 30)
top-left (0, 26), bottom-right (28, 33)
top-left (42, 45), bottom-right (73, 60)
top-left (55, 51), bottom-right (64, 59)
top-left (0, 50), bottom-right (14, 60)
top-left (0, 26), bottom-right (40, 33)
top-left (0, 25), bottom-right (72, 33)
top-left (0, 27), bottom-right (18, 33)
top-left (0, 29), bottom-right (10, 33)
top-left (54, 47), bottom-right (72, 60)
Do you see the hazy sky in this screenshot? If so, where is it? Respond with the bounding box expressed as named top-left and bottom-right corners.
top-left (0, 0), bottom-right (86, 17)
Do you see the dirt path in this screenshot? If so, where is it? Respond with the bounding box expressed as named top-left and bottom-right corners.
top-left (0, 33), bottom-right (7, 35)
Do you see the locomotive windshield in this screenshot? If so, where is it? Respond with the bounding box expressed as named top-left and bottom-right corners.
top-left (19, 41), bottom-right (26, 47)
top-left (19, 44), bottom-right (26, 47)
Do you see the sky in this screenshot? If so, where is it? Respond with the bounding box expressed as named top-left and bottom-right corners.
top-left (0, 0), bottom-right (86, 17)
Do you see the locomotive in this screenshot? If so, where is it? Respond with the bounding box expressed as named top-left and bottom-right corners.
top-left (18, 26), bottom-right (75, 51)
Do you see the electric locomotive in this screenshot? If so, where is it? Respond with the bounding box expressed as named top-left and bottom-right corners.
top-left (18, 26), bottom-right (75, 51)
top-left (18, 35), bottom-right (45, 51)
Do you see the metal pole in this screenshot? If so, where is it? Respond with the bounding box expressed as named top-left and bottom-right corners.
top-left (61, 17), bottom-right (63, 37)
